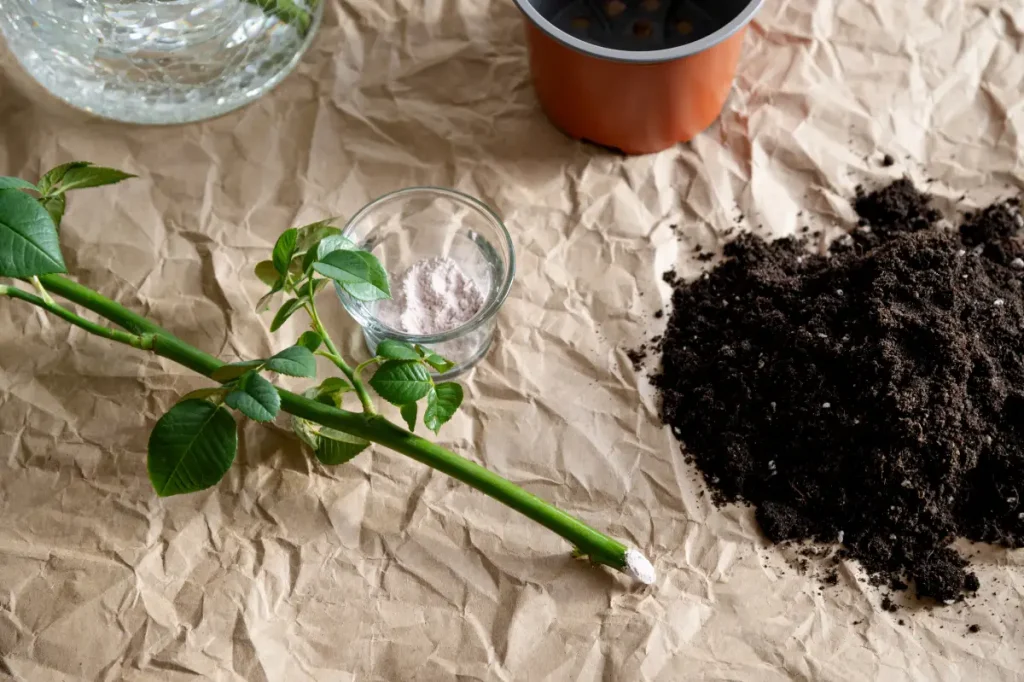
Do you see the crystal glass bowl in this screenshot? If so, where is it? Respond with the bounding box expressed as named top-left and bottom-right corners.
top-left (0, 0), bottom-right (322, 124)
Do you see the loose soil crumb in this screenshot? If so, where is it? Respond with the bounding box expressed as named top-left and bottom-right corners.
top-left (653, 178), bottom-right (1024, 604)
top-left (626, 345), bottom-right (647, 371)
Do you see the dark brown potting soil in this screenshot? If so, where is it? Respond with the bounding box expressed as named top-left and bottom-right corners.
top-left (653, 179), bottom-right (1024, 604)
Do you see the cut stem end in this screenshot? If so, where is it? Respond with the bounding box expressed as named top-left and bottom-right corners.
top-left (624, 548), bottom-right (656, 585)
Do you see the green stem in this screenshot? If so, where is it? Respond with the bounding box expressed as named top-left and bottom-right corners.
top-left (29, 276), bottom-right (56, 305)
top-left (39, 275), bottom-right (164, 337)
top-left (303, 297), bottom-right (345, 365)
top-left (2, 283), bottom-right (153, 350)
top-left (31, 275), bottom-right (642, 576)
top-left (302, 406), bottom-right (629, 568)
top-left (303, 297), bottom-right (376, 414)
top-left (354, 357), bottom-right (382, 377)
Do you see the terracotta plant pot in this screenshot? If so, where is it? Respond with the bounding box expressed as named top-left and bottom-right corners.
top-left (514, 0), bottom-right (764, 155)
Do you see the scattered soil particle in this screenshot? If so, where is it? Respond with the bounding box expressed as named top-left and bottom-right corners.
top-left (968, 624), bottom-right (980, 634)
top-left (654, 310), bottom-right (664, 319)
top-left (882, 596), bottom-right (899, 612)
top-left (652, 178), bottom-right (1024, 605)
top-left (882, 153), bottom-right (896, 167)
top-left (964, 573), bottom-right (980, 592)
top-left (697, 252), bottom-right (716, 262)
top-left (626, 345), bottom-right (647, 371)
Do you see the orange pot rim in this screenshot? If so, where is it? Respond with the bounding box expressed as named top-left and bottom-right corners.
top-left (512, 0), bottom-right (764, 64)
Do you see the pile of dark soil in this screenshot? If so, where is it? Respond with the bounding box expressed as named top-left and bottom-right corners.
top-left (653, 179), bottom-right (1024, 603)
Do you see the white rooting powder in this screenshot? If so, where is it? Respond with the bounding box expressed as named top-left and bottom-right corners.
top-left (625, 549), bottom-right (656, 585)
top-left (377, 257), bottom-right (484, 335)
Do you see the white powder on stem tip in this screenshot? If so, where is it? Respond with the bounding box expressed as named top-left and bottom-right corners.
top-left (625, 548), bottom-right (656, 585)
top-left (377, 257), bottom-right (485, 335)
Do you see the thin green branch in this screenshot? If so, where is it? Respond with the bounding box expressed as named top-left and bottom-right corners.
top-left (303, 297), bottom-right (376, 414)
top-left (354, 357), bottom-right (382, 377)
top-left (29, 276), bottom-right (55, 305)
top-left (33, 274), bottom-right (643, 578)
top-left (2, 283), bottom-right (153, 350)
top-left (39, 274), bottom-right (160, 337)
top-left (303, 297), bottom-right (345, 366)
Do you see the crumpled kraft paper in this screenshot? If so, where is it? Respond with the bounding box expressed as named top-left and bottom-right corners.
top-left (2, 0), bottom-right (1023, 679)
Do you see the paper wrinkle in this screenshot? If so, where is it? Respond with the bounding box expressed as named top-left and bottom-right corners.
top-left (3, 0), bottom-right (1024, 679)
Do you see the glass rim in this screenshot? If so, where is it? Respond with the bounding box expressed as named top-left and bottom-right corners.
top-left (338, 186), bottom-right (516, 344)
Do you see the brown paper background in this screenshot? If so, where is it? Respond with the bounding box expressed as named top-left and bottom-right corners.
top-left (2, 0), bottom-right (1024, 679)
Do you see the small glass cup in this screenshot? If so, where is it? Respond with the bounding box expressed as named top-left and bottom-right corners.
top-left (336, 187), bottom-right (515, 379)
